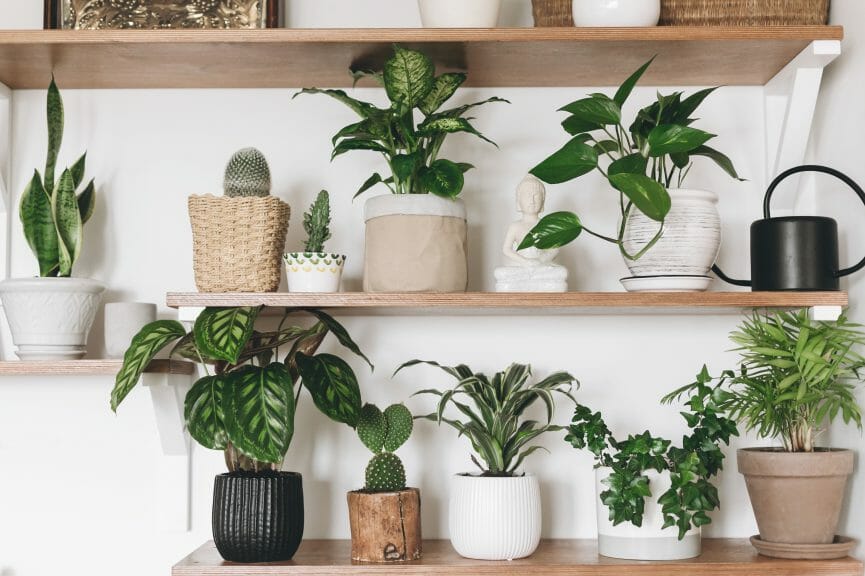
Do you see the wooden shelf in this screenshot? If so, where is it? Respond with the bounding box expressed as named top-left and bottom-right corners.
top-left (172, 539), bottom-right (864, 575)
top-left (0, 359), bottom-right (195, 376)
top-left (165, 291), bottom-right (848, 316)
top-left (0, 26), bottom-right (843, 89)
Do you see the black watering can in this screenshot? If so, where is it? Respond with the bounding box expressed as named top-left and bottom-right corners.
top-left (712, 165), bottom-right (865, 291)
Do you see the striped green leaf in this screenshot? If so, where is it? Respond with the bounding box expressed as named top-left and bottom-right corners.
top-left (78, 179), bottom-right (96, 224)
top-left (193, 307), bottom-right (260, 364)
top-left (185, 374), bottom-right (228, 450)
top-left (297, 352), bottom-right (362, 428)
top-left (383, 46), bottom-right (435, 111)
top-left (45, 77), bottom-right (64, 195)
top-left (52, 169), bottom-right (82, 277)
top-left (69, 153), bottom-right (86, 188)
top-left (19, 170), bottom-right (59, 277)
top-left (305, 309), bottom-right (373, 369)
top-left (419, 72), bottom-right (466, 116)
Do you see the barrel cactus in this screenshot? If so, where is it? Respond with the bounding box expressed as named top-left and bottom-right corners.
top-left (357, 403), bottom-right (413, 492)
top-left (223, 147), bottom-right (271, 198)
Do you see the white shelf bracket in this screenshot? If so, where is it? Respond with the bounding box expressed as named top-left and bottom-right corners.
top-left (0, 81), bottom-right (11, 283)
top-left (810, 305), bottom-right (844, 322)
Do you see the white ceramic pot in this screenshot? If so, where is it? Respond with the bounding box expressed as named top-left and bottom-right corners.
top-left (418, 0), bottom-right (502, 27)
top-left (364, 195), bottom-right (468, 293)
top-left (104, 302), bottom-right (157, 359)
top-left (595, 468), bottom-right (701, 560)
top-left (573, 0), bottom-right (660, 26)
top-left (449, 473), bottom-right (541, 560)
top-left (284, 253), bottom-right (346, 293)
top-left (0, 277), bottom-right (105, 360)
top-left (621, 188), bottom-right (721, 285)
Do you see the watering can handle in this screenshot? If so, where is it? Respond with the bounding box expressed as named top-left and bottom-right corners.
top-left (764, 164), bottom-right (865, 278)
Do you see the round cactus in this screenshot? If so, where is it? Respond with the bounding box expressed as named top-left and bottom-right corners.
top-left (383, 404), bottom-right (413, 452)
top-left (358, 403), bottom-right (387, 453)
top-left (364, 452), bottom-right (406, 492)
top-left (223, 147), bottom-right (272, 198)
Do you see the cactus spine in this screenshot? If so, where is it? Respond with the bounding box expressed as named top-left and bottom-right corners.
top-left (303, 190), bottom-right (331, 253)
top-left (223, 147), bottom-right (272, 198)
top-left (357, 403), bottom-right (413, 492)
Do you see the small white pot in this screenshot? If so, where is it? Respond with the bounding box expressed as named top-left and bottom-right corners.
top-left (449, 473), bottom-right (541, 560)
top-left (418, 0), bottom-right (502, 27)
top-left (284, 253), bottom-right (346, 293)
top-left (0, 277), bottom-right (105, 360)
top-left (596, 468), bottom-right (701, 560)
top-left (104, 302), bottom-right (157, 359)
top-left (573, 0), bottom-right (660, 27)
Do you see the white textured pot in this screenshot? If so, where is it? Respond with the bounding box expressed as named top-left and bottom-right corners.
top-left (364, 195), bottom-right (468, 293)
top-left (449, 473), bottom-right (541, 560)
top-left (104, 302), bottom-right (157, 359)
top-left (284, 253), bottom-right (346, 293)
top-left (621, 188), bottom-right (721, 281)
top-left (0, 277), bottom-right (105, 360)
top-left (418, 0), bottom-right (502, 27)
top-left (596, 468), bottom-right (701, 560)
top-left (573, 0), bottom-right (660, 26)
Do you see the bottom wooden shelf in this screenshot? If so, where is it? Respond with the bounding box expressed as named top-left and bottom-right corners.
top-left (173, 539), bottom-right (863, 575)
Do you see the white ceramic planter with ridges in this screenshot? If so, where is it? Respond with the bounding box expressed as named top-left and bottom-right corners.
top-left (572, 0), bottom-right (660, 26)
top-left (449, 473), bottom-right (541, 560)
top-left (596, 468), bottom-right (701, 560)
top-left (284, 253), bottom-right (346, 293)
top-left (0, 278), bottom-right (105, 360)
top-left (418, 0), bottom-right (502, 27)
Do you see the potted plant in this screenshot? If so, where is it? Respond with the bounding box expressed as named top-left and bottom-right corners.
top-left (284, 190), bottom-right (345, 293)
top-left (188, 147), bottom-right (290, 292)
top-left (417, 0), bottom-right (502, 27)
top-left (296, 46), bottom-right (507, 293)
top-left (110, 307), bottom-right (372, 563)
top-left (0, 78), bottom-right (102, 360)
top-left (566, 366), bottom-right (738, 560)
top-left (519, 58), bottom-right (743, 292)
top-left (347, 403), bottom-right (421, 562)
top-left (572, 0), bottom-right (660, 26)
top-left (397, 360), bottom-right (577, 560)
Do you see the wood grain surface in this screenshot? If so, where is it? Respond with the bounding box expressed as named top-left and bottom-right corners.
top-left (0, 359), bottom-right (195, 376)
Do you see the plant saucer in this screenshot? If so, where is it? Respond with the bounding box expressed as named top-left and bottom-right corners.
top-left (750, 535), bottom-right (857, 560)
top-left (620, 275), bottom-right (712, 293)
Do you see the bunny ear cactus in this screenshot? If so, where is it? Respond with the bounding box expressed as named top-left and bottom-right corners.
top-left (357, 403), bottom-right (413, 492)
top-left (19, 78), bottom-right (96, 277)
top-left (223, 147), bottom-right (272, 198)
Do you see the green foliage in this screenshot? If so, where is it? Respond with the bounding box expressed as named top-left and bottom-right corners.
top-left (296, 46), bottom-right (507, 198)
top-left (110, 308), bottom-right (372, 472)
top-left (223, 147), bottom-right (272, 198)
top-left (569, 366), bottom-right (739, 540)
top-left (357, 403), bottom-right (413, 492)
top-left (365, 452), bottom-right (407, 492)
top-left (20, 78), bottom-right (96, 277)
top-left (521, 58), bottom-right (742, 261)
top-left (303, 190), bottom-right (332, 253)
top-left (399, 360), bottom-right (577, 476)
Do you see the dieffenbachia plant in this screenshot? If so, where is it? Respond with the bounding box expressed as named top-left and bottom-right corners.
top-left (20, 78), bottom-right (96, 277)
top-left (520, 57), bottom-right (742, 260)
top-left (110, 307), bottom-right (373, 472)
top-left (295, 45), bottom-right (508, 199)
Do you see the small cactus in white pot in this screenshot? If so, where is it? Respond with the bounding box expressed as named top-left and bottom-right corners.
top-left (284, 190), bottom-right (346, 293)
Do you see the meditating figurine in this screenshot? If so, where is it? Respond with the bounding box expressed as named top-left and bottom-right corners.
top-left (494, 175), bottom-right (568, 292)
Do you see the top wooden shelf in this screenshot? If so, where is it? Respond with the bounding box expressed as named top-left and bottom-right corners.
top-left (0, 26), bottom-right (843, 90)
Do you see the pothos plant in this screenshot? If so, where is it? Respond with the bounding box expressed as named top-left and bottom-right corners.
top-left (566, 366), bottom-right (738, 539)
top-left (397, 360), bottom-right (577, 476)
top-left (520, 57), bottom-right (742, 260)
top-left (295, 45), bottom-right (507, 199)
top-left (110, 307), bottom-right (372, 472)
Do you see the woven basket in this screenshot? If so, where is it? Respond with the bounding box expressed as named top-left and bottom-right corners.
top-left (188, 195), bottom-right (290, 293)
top-left (532, 0), bottom-right (574, 26)
top-left (660, 0), bottom-right (830, 26)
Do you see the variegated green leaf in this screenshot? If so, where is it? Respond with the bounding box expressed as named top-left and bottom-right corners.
top-left (69, 153), bottom-right (86, 188)
top-left (19, 170), bottom-right (59, 277)
top-left (45, 77), bottom-right (64, 195)
top-left (193, 307), bottom-right (260, 364)
top-left (419, 159), bottom-right (464, 198)
top-left (417, 117), bottom-right (496, 146)
top-left (383, 46), bottom-right (435, 111)
top-left (185, 374), bottom-right (228, 450)
top-left (52, 169), bottom-right (82, 277)
top-left (297, 352), bottom-right (362, 427)
top-left (419, 72), bottom-right (466, 116)
top-left (77, 179), bottom-right (95, 224)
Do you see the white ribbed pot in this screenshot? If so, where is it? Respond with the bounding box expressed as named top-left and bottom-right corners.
top-left (0, 277), bottom-right (105, 360)
top-left (596, 468), bottom-right (701, 560)
top-left (364, 195), bottom-right (468, 293)
top-left (621, 189), bottom-right (721, 283)
top-left (573, 0), bottom-right (660, 26)
top-left (418, 0), bottom-right (502, 27)
top-left (449, 473), bottom-right (542, 561)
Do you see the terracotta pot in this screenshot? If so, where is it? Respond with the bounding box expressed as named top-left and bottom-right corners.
top-left (737, 448), bottom-right (854, 546)
top-left (347, 488), bottom-right (422, 562)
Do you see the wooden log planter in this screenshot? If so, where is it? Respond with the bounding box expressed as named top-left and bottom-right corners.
top-left (347, 488), bottom-right (422, 562)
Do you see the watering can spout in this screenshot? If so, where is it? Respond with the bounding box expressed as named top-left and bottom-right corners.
top-left (712, 264), bottom-right (752, 287)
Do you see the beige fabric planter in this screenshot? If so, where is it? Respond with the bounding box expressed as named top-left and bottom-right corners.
top-left (363, 195), bottom-right (468, 293)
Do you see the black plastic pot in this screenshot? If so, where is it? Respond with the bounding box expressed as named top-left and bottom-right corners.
top-left (212, 471), bottom-right (304, 563)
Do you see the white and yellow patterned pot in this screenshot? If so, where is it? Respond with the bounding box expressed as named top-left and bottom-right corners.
top-left (283, 252), bottom-right (346, 293)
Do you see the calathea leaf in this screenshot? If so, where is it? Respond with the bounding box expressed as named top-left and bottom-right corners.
top-left (647, 125), bottom-right (715, 157)
top-left (304, 308), bottom-right (373, 369)
top-left (170, 332), bottom-right (216, 364)
top-left (530, 136), bottom-right (599, 184)
top-left (297, 352), bottom-right (362, 428)
top-left (185, 374), bottom-right (229, 450)
top-left (293, 88), bottom-right (379, 118)
top-left (19, 170), bottom-right (59, 277)
top-left (559, 96), bottom-right (621, 126)
top-left (690, 145), bottom-right (744, 180)
top-left (419, 72), bottom-right (466, 116)
top-left (52, 168), bottom-right (82, 277)
top-left (193, 306), bottom-right (260, 364)
top-left (608, 173), bottom-right (671, 222)
top-left (418, 159), bottom-right (464, 198)
top-left (111, 320), bottom-right (187, 411)
top-left (608, 153), bottom-right (648, 176)
top-left (614, 57), bottom-right (655, 108)
top-left (383, 46), bottom-right (435, 111)
top-left (45, 76), bottom-right (64, 195)
top-left (518, 211), bottom-right (582, 250)
top-left (77, 179), bottom-right (96, 224)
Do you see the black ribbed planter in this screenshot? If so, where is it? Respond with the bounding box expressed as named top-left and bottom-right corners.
top-left (212, 471), bottom-right (304, 563)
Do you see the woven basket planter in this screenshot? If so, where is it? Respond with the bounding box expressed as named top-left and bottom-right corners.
top-left (188, 195), bottom-right (290, 293)
top-left (659, 0), bottom-right (830, 26)
top-left (531, 0), bottom-right (574, 26)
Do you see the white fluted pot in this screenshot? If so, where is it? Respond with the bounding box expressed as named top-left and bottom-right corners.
top-left (573, 0), bottom-right (660, 26)
top-left (449, 473), bottom-right (541, 560)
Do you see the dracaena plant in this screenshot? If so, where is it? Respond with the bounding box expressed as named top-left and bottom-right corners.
top-left (295, 45), bottom-right (507, 199)
top-left (20, 78), bottom-right (96, 277)
top-left (110, 307), bottom-right (373, 473)
top-left (397, 360), bottom-right (578, 476)
top-left (520, 57), bottom-right (742, 260)
top-left (567, 366), bottom-right (738, 540)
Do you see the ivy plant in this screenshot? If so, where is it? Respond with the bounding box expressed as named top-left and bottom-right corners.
top-left (567, 366), bottom-right (739, 539)
top-left (110, 307), bottom-right (373, 473)
top-left (295, 45), bottom-right (507, 199)
top-left (519, 57), bottom-right (742, 260)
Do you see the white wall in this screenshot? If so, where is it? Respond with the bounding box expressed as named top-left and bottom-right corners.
top-left (0, 2), bottom-right (861, 575)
